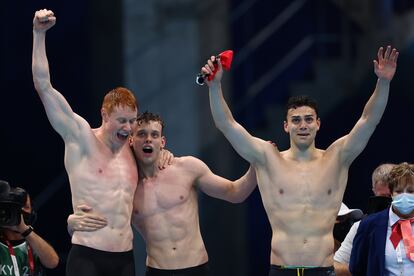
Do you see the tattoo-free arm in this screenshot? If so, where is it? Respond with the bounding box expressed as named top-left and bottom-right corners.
top-left (193, 157), bottom-right (257, 203)
top-left (203, 56), bottom-right (269, 166)
top-left (337, 46), bottom-right (398, 165)
top-left (32, 9), bottom-right (87, 140)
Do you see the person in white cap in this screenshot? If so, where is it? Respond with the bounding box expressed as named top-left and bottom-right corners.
top-left (334, 203), bottom-right (363, 252)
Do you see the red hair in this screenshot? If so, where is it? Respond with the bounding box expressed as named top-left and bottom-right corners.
top-left (102, 87), bottom-right (138, 115)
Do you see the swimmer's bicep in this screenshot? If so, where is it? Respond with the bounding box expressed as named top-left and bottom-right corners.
top-left (222, 122), bottom-right (267, 165)
top-left (39, 87), bottom-right (86, 140)
top-left (335, 118), bottom-right (374, 164)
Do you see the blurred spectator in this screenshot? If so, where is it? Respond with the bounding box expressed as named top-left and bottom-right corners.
top-left (334, 163), bottom-right (394, 275)
top-left (0, 180), bottom-right (59, 275)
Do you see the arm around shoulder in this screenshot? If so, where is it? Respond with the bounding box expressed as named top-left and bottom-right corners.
top-left (193, 156), bottom-right (257, 203)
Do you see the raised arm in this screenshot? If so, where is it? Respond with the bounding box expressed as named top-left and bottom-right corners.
top-left (337, 46), bottom-right (398, 165)
top-left (32, 9), bottom-right (86, 140)
top-left (188, 156), bottom-right (257, 203)
top-left (202, 56), bottom-right (270, 165)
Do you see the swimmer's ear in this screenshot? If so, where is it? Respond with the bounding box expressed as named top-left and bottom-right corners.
top-left (283, 120), bottom-right (289, 133)
top-left (101, 108), bottom-right (109, 122)
top-left (161, 136), bottom-right (166, 149)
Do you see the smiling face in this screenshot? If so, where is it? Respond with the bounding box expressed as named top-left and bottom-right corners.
top-left (284, 106), bottom-right (320, 149)
top-left (102, 105), bottom-right (137, 148)
top-left (131, 120), bottom-right (166, 166)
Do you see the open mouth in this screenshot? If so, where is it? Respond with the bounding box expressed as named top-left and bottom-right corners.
top-left (143, 146), bottom-right (153, 154)
top-left (117, 133), bottom-right (129, 141)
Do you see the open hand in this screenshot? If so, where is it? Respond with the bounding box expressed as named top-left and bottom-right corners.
top-left (68, 205), bottom-right (108, 232)
top-left (374, 46), bottom-right (399, 81)
top-left (158, 149), bottom-right (174, 169)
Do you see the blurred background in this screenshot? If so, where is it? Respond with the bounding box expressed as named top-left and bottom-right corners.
top-left (1, 0), bottom-right (414, 275)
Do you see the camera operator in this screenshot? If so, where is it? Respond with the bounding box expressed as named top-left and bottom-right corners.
top-left (0, 181), bottom-right (59, 275)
